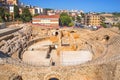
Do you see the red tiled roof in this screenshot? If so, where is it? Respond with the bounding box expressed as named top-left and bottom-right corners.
top-left (33, 15), bottom-right (60, 19)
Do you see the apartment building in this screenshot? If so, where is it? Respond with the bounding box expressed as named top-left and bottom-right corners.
top-left (29, 6), bottom-right (43, 16)
top-left (84, 14), bottom-right (101, 26)
top-left (0, 0), bottom-right (7, 6)
top-left (6, 0), bottom-right (18, 5)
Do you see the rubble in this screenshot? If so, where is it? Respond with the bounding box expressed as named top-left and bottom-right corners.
top-left (0, 25), bottom-right (32, 58)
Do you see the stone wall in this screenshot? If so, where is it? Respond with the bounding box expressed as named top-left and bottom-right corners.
top-left (0, 25), bottom-right (32, 59)
top-left (0, 23), bottom-right (6, 29)
top-left (0, 61), bottom-right (120, 80)
top-left (0, 26), bottom-right (120, 80)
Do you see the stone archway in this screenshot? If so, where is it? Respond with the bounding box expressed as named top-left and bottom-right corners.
top-left (55, 31), bottom-right (59, 36)
top-left (44, 72), bottom-right (62, 80)
top-left (49, 77), bottom-right (59, 80)
top-left (52, 31), bottom-right (59, 36)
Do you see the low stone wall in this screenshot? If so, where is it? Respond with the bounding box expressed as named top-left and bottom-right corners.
top-left (20, 36), bottom-right (49, 59)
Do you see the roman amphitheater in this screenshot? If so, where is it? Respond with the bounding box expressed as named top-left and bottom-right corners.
top-left (0, 24), bottom-right (120, 80)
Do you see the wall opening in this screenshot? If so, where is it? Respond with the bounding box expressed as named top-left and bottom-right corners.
top-left (55, 32), bottom-right (59, 36)
top-left (51, 62), bottom-right (55, 66)
top-left (49, 78), bottom-right (59, 80)
top-left (104, 35), bottom-right (110, 41)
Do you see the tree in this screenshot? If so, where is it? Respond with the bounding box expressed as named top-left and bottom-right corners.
top-left (72, 16), bottom-right (75, 21)
top-left (100, 16), bottom-right (107, 28)
top-left (33, 14), bottom-right (39, 17)
top-left (14, 5), bottom-right (20, 20)
top-left (0, 7), bottom-right (5, 22)
top-left (43, 8), bottom-right (53, 15)
top-left (5, 12), bottom-right (10, 22)
top-left (68, 22), bottom-right (74, 27)
top-left (60, 12), bottom-right (68, 17)
top-left (100, 22), bottom-right (107, 28)
top-left (60, 12), bottom-right (73, 27)
top-left (44, 8), bottom-right (53, 11)
top-left (76, 16), bottom-right (81, 23)
top-left (113, 12), bottom-right (120, 17)
top-left (80, 13), bottom-right (85, 18)
top-left (21, 8), bottom-right (32, 22)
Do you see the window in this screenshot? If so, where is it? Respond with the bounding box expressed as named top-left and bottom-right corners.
top-left (41, 19), bottom-right (50, 23)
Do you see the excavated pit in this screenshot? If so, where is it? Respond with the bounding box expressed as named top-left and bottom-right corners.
top-left (21, 27), bottom-right (115, 67)
top-left (22, 39), bottom-right (93, 66)
top-left (0, 24), bottom-right (120, 80)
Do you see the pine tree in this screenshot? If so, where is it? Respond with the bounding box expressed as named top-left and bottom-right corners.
top-left (21, 8), bottom-right (32, 22)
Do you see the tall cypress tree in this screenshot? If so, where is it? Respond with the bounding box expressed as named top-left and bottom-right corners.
top-left (0, 7), bottom-right (5, 22)
top-left (14, 5), bottom-right (20, 20)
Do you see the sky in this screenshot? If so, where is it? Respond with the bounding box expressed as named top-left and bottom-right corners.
top-left (20, 0), bottom-right (120, 12)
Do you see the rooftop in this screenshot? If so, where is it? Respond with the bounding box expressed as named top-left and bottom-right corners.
top-left (33, 15), bottom-right (60, 19)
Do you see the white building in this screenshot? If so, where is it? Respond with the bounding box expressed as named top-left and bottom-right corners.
top-left (34, 6), bottom-right (43, 14)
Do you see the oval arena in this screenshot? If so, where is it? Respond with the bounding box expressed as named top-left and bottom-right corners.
top-left (0, 24), bottom-right (120, 80)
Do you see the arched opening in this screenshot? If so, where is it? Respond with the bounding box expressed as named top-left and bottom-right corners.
top-left (70, 31), bottom-right (75, 33)
top-left (44, 72), bottom-right (61, 80)
top-left (51, 62), bottom-right (55, 66)
top-left (49, 78), bottom-right (59, 80)
top-left (55, 32), bottom-right (59, 36)
top-left (104, 35), bottom-right (110, 41)
top-left (9, 75), bottom-right (23, 80)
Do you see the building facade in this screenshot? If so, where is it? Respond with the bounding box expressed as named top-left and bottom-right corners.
top-left (84, 14), bottom-right (101, 26)
top-left (6, 0), bottom-right (18, 5)
top-left (0, 0), bottom-right (7, 6)
top-left (29, 7), bottom-right (43, 16)
top-left (32, 15), bottom-right (60, 27)
top-left (29, 8), bottom-right (35, 16)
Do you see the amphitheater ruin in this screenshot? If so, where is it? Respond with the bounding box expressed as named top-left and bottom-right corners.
top-left (0, 23), bottom-right (120, 80)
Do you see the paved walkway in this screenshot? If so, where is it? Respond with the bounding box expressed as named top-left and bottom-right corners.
top-left (0, 27), bottom-right (22, 37)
